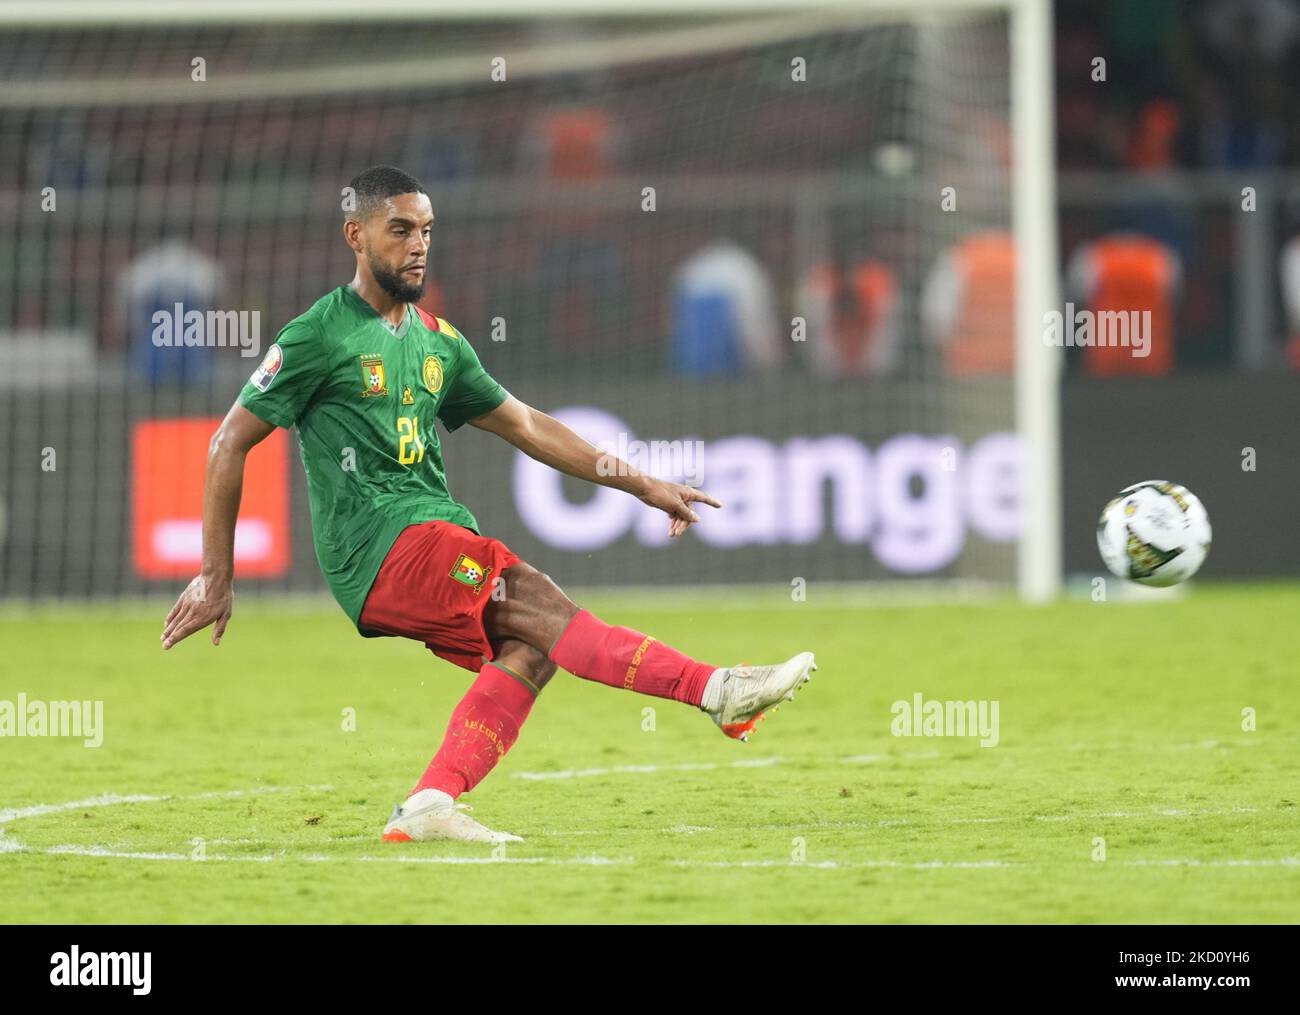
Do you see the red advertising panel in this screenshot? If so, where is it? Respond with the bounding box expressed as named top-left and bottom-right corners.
top-left (133, 418), bottom-right (289, 579)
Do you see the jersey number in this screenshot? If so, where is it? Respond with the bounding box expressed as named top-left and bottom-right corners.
top-left (397, 416), bottom-right (426, 465)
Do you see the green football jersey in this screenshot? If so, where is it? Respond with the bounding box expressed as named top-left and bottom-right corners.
top-left (239, 285), bottom-right (509, 631)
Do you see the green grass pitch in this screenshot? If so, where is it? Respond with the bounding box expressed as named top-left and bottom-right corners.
top-left (1, 583), bottom-right (1297, 923)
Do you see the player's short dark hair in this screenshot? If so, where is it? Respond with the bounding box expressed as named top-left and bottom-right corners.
top-left (345, 165), bottom-right (427, 223)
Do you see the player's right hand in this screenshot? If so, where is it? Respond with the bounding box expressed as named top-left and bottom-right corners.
top-left (161, 574), bottom-right (233, 649)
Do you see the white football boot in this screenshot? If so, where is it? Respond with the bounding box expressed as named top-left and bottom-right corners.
top-left (703, 651), bottom-right (816, 742)
top-left (381, 788), bottom-right (523, 844)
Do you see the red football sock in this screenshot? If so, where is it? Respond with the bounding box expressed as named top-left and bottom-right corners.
top-left (548, 609), bottom-right (717, 706)
top-left (411, 662), bottom-right (538, 799)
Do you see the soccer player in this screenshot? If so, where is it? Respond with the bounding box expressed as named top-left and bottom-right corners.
top-left (160, 166), bottom-right (815, 844)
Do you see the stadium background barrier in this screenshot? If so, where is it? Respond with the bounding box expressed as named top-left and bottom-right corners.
top-left (3, 372), bottom-right (1297, 602)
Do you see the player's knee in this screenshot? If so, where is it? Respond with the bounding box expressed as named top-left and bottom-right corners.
top-left (489, 562), bottom-right (578, 654)
top-left (525, 647), bottom-right (558, 689)
top-left (494, 640), bottom-right (558, 691)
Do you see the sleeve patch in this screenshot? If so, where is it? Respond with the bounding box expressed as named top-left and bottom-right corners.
top-left (250, 343), bottom-right (283, 391)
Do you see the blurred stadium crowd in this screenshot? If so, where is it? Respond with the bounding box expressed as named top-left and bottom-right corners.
top-left (3, 2), bottom-right (1300, 386)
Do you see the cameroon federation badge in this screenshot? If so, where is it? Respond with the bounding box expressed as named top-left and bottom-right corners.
top-left (360, 354), bottom-right (388, 397)
top-left (449, 553), bottom-right (492, 594)
top-left (422, 355), bottom-right (443, 394)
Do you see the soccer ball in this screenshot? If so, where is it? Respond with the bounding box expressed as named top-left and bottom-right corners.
top-left (1096, 480), bottom-right (1212, 587)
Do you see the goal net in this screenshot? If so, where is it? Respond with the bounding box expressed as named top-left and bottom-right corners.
top-left (0, 1), bottom-right (1058, 604)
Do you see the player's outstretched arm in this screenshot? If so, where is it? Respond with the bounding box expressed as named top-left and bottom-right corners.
top-left (469, 394), bottom-right (721, 538)
top-left (161, 403), bottom-right (275, 649)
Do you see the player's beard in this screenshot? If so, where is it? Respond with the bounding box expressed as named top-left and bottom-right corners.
top-left (368, 252), bottom-right (426, 304)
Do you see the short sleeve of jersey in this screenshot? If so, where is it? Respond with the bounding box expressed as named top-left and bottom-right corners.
top-left (238, 319), bottom-right (328, 429)
top-left (437, 325), bottom-right (509, 433)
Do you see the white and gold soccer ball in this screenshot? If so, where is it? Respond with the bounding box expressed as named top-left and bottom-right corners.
top-left (1096, 480), bottom-right (1212, 587)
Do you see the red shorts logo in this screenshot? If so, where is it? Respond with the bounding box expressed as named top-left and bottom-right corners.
top-left (449, 552), bottom-right (492, 594)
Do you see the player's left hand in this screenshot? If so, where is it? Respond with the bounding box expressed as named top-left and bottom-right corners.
top-left (638, 480), bottom-right (723, 538)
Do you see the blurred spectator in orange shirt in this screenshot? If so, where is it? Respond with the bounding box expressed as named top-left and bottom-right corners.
top-left (799, 258), bottom-right (900, 377)
top-left (1067, 233), bottom-right (1182, 376)
top-left (922, 231), bottom-right (1015, 377)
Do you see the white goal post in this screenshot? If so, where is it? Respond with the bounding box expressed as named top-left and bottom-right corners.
top-left (1008, 0), bottom-right (1063, 603)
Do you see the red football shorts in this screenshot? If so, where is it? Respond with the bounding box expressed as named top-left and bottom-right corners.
top-left (359, 520), bottom-right (523, 672)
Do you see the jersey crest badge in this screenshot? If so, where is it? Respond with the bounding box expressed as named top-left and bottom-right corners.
top-left (360, 355), bottom-right (388, 397)
top-left (449, 553), bottom-right (492, 594)
top-left (401, 384), bottom-right (414, 405)
top-left (422, 355), bottom-right (443, 394)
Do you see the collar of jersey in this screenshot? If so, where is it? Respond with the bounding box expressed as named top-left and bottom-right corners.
top-left (343, 285), bottom-right (415, 340)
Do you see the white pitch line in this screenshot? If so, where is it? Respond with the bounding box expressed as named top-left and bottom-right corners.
top-left (672, 856), bottom-right (1300, 870)
top-left (43, 844), bottom-right (234, 861)
top-left (534, 805), bottom-right (1267, 839)
top-left (534, 829), bottom-right (608, 837)
top-left (12, 843), bottom-right (1300, 870)
top-left (511, 744), bottom-right (1271, 782)
top-left (205, 834), bottom-right (375, 846)
top-left (1034, 807), bottom-right (1259, 823)
top-left (356, 855), bottom-right (633, 866)
top-left (0, 793), bottom-right (166, 825)
top-left (1, 784), bottom-right (1281, 870)
top-left (1066, 739), bottom-right (1274, 753)
top-left (510, 751), bottom-right (947, 782)
top-left (9, 844), bottom-right (630, 866)
top-left (671, 859), bottom-right (1019, 870)
top-left (1115, 858), bottom-right (1300, 868)
top-left (0, 786), bottom-right (632, 864)
top-left (0, 784), bottom-right (335, 825)
top-left (511, 757), bottom-right (783, 780)
top-left (0, 784), bottom-right (337, 861)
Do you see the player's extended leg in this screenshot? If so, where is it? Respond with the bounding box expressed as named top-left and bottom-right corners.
top-left (484, 562), bottom-right (815, 742)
